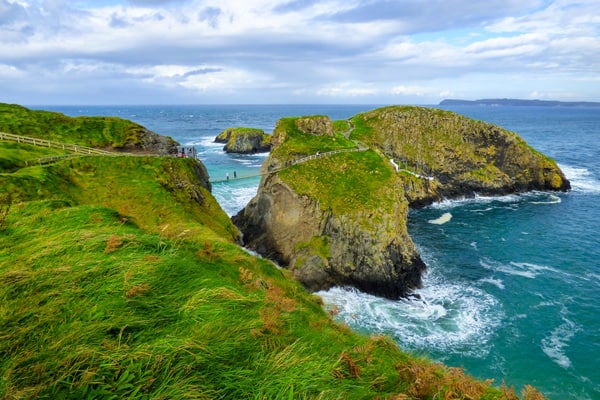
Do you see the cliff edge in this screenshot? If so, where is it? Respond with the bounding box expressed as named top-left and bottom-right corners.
top-left (0, 103), bottom-right (179, 155)
top-left (233, 107), bottom-right (570, 299)
top-left (233, 115), bottom-right (426, 299)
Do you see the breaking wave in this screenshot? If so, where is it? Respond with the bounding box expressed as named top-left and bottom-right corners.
top-left (560, 165), bottom-right (600, 194)
top-left (318, 265), bottom-right (503, 357)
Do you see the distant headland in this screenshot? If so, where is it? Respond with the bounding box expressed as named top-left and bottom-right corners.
top-left (439, 98), bottom-right (600, 107)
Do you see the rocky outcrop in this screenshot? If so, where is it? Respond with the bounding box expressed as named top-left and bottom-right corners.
top-left (295, 116), bottom-right (334, 136)
top-left (233, 114), bottom-right (426, 299)
top-left (351, 106), bottom-right (570, 206)
top-left (215, 128), bottom-right (271, 154)
top-left (135, 128), bottom-right (179, 156)
top-left (233, 173), bottom-right (425, 299)
top-left (233, 106), bottom-right (570, 300)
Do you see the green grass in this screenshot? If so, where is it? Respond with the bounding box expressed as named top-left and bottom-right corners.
top-left (0, 103), bottom-right (155, 149)
top-left (280, 150), bottom-right (398, 214)
top-left (1, 200), bottom-right (539, 399)
top-left (0, 141), bottom-right (68, 172)
top-left (0, 106), bottom-right (547, 399)
top-left (332, 120), bottom-right (351, 135)
top-left (0, 155), bottom-right (238, 242)
top-left (270, 117), bottom-right (356, 162)
top-left (349, 105), bottom-right (551, 176)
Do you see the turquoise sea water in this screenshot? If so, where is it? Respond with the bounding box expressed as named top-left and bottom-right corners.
top-left (41, 104), bottom-right (600, 400)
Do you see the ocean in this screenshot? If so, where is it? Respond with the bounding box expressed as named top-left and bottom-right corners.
top-left (39, 104), bottom-right (600, 400)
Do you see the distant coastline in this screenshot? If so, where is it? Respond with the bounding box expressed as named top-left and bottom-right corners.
top-left (439, 98), bottom-right (600, 107)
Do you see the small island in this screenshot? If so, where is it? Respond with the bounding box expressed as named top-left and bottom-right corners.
top-left (215, 127), bottom-right (271, 154)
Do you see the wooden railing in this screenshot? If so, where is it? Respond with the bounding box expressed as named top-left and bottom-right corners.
top-left (0, 132), bottom-right (113, 155)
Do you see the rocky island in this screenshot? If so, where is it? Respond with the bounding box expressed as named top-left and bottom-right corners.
top-left (215, 127), bottom-right (271, 154)
top-left (233, 106), bottom-right (570, 300)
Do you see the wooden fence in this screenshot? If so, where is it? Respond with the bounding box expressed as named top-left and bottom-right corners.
top-left (0, 132), bottom-right (113, 155)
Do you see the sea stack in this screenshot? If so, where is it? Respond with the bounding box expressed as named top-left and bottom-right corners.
top-left (233, 106), bottom-right (570, 300)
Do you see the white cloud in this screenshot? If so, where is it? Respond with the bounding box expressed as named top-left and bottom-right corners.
top-left (316, 84), bottom-right (380, 97)
top-left (391, 85), bottom-right (428, 97)
top-left (0, 0), bottom-right (598, 104)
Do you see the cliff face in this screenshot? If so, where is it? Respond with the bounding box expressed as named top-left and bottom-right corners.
top-left (351, 106), bottom-right (570, 206)
top-left (215, 127), bottom-right (271, 154)
top-left (233, 115), bottom-right (426, 299)
top-left (233, 106), bottom-right (570, 300)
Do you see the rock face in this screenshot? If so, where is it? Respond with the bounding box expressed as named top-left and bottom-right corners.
top-left (351, 106), bottom-right (570, 206)
top-left (233, 174), bottom-right (425, 299)
top-left (233, 106), bottom-right (570, 300)
top-left (233, 114), bottom-right (426, 299)
top-left (135, 128), bottom-right (179, 156)
top-left (215, 128), bottom-right (271, 154)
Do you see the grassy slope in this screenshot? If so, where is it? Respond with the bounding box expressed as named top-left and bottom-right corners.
top-left (0, 142), bottom-right (67, 172)
top-left (0, 108), bottom-right (545, 399)
top-left (280, 150), bottom-right (398, 214)
top-left (273, 116), bottom-right (401, 215)
top-left (270, 117), bottom-right (356, 162)
top-left (349, 105), bottom-right (553, 178)
top-left (0, 103), bottom-right (152, 149)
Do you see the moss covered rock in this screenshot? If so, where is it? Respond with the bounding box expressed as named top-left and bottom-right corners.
top-left (350, 106), bottom-right (570, 205)
top-left (234, 107), bottom-right (570, 299)
top-left (215, 127), bottom-right (271, 154)
top-left (234, 115), bottom-right (426, 299)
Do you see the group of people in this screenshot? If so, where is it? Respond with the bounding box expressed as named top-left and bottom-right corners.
top-left (177, 147), bottom-right (197, 159)
top-left (225, 171), bottom-right (237, 180)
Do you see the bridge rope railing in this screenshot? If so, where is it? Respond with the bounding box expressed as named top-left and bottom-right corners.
top-left (210, 145), bottom-right (366, 183)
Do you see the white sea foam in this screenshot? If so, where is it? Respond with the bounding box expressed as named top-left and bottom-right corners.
top-left (480, 259), bottom-right (573, 280)
top-left (428, 212), bottom-right (452, 225)
top-left (479, 277), bottom-right (505, 290)
top-left (560, 164), bottom-right (600, 194)
top-left (318, 271), bottom-right (502, 356)
top-left (529, 194), bottom-right (562, 205)
top-left (480, 259), bottom-right (538, 279)
top-left (212, 183), bottom-right (259, 216)
top-left (197, 136), bottom-right (225, 152)
top-left (541, 310), bottom-right (578, 369)
top-left (586, 272), bottom-right (600, 282)
top-left (431, 193), bottom-right (521, 209)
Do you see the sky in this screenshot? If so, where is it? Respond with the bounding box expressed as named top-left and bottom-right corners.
top-left (1, 0), bottom-right (599, 105)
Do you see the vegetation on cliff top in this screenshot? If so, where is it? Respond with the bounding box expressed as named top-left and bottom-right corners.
top-left (280, 150), bottom-right (399, 214)
top-left (0, 103), bottom-right (176, 151)
top-left (269, 116), bottom-right (356, 162)
top-left (349, 106), bottom-right (568, 198)
top-left (0, 105), bottom-right (546, 399)
top-left (216, 127), bottom-right (269, 143)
